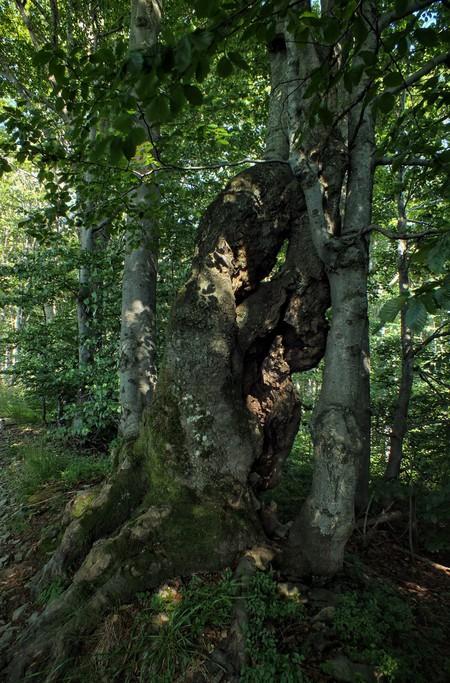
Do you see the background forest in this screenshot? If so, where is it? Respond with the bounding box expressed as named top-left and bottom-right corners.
top-left (0, 0), bottom-right (449, 681)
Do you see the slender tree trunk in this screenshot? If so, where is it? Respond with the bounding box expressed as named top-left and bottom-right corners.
top-left (119, 0), bottom-right (162, 440)
top-left (385, 172), bottom-right (414, 480)
top-left (12, 307), bottom-right (23, 363)
top-left (76, 223), bottom-right (95, 372)
top-left (283, 0), bottom-right (375, 576)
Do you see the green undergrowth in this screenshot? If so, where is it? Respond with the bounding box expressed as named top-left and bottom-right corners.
top-left (65, 570), bottom-right (310, 683)
top-left (71, 570), bottom-right (238, 682)
top-left (7, 436), bottom-right (111, 499)
top-left (32, 564), bottom-right (450, 683)
top-left (0, 383), bottom-right (40, 423)
top-left (241, 571), bottom-right (307, 682)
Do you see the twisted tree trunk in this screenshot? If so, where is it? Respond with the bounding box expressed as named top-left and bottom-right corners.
top-left (2, 162), bottom-right (329, 682)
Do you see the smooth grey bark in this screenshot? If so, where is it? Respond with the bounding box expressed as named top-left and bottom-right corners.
top-left (11, 307), bottom-right (24, 369)
top-left (76, 223), bottom-right (95, 371)
top-left (283, 0), bottom-right (375, 575)
top-left (355, 322), bottom-right (371, 512)
top-left (74, 209), bottom-right (110, 423)
top-left (119, 0), bottom-right (162, 440)
top-left (385, 173), bottom-right (414, 480)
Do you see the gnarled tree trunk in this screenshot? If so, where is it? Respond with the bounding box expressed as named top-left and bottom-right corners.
top-left (2, 162), bottom-right (329, 682)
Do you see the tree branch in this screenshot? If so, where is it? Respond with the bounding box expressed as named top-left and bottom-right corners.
top-left (378, 0), bottom-right (438, 31)
top-left (375, 156), bottom-right (434, 167)
top-left (50, 0), bottom-right (60, 48)
top-left (363, 224), bottom-right (444, 240)
top-left (414, 324), bottom-right (450, 356)
top-left (14, 0), bottom-right (42, 48)
top-left (382, 51), bottom-right (450, 97)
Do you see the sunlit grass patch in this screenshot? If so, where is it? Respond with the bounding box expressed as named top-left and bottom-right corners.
top-left (8, 437), bottom-right (111, 499)
top-left (0, 383), bottom-right (40, 424)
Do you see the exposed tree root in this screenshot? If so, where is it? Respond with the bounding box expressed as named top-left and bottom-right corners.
top-left (35, 445), bottom-right (148, 589)
top-left (2, 496), bottom-right (263, 682)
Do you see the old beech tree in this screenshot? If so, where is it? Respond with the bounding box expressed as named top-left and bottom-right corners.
top-left (3, 0), bottom-right (448, 679)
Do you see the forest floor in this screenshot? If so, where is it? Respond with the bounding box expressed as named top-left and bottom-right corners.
top-left (0, 417), bottom-right (450, 682)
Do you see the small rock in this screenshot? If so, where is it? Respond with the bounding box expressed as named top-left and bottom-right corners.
top-left (323, 655), bottom-right (376, 683)
top-left (13, 551), bottom-right (24, 563)
top-left (12, 603), bottom-right (29, 622)
top-left (309, 587), bottom-right (338, 605)
top-left (312, 605), bottom-right (336, 623)
top-left (0, 555), bottom-right (10, 568)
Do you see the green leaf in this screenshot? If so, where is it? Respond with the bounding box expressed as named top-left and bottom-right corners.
top-left (379, 296), bottom-right (404, 324)
top-left (353, 16), bottom-right (369, 44)
top-left (323, 18), bottom-right (341, 44)
top-left (396, 36), bottom-right (408, 57)
top-left (33, 48), bottom-right (53, 66)
top-left (196, 55), bottom-right (210, 83)
top-left (194, 0), bottom-right (219, 18)
top-left (145, 95), bottom-right (171, 123)
top-left (377, 92), bottom-right (396, 114)
top-left (113, 113), bottom-right (133, 134)
top-left (122, 136), bottom-right (136, 161)
top-left (405, 299), bottom-right (428, 331)
top-left (360, 50), bottom-right (377, 66)
top-left (48, 58), bottom-right (66, 83)
top-left (228, 52), bottom-right (249, 72)
top-left (129, 126), bottom-right (147, 147)
top-left (318, 107), bottom-right (334, 126)
top-left (108, 137), bottom-right (125, 164)
top-left (217, 56), bottom-right (234, 78)
top-left (427, 235), bottom-right (450, 273)
top-left (344, 65), bottom-right (364, 92)
top-left (0, 157), bottom-right (12, 176)
top-left (415, 28), bottom-right (437, 48)
top-left (395, 0), bottom-right (409, 12)
top-left (170, 86), bottom-right (186, 115)
top-left (421, 292), bottom-right (438, 314)
top-left (383, 72), bottom-right (404, 88)
top-left (183, 85), bottom-right (203, 106)
top-left (175, 36), bottom-right (192, 73)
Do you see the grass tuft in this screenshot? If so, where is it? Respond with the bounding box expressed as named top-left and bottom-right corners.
top-left (8, 437), bottom-right (111, 499)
